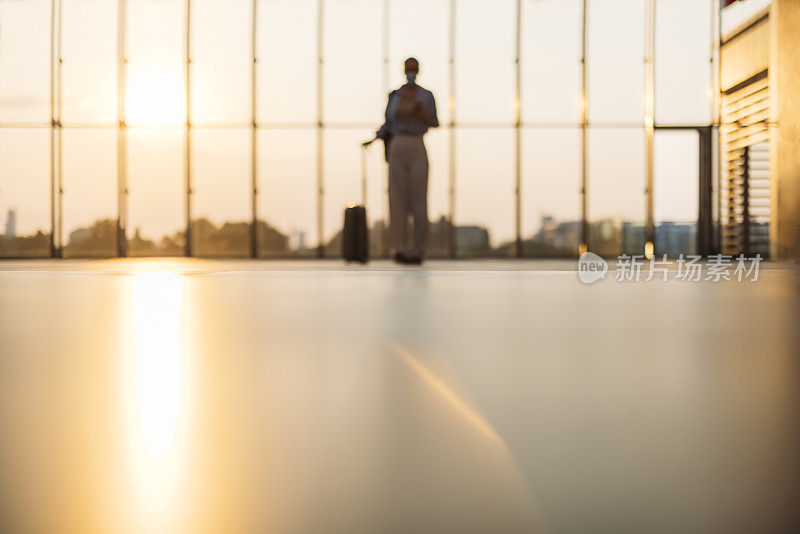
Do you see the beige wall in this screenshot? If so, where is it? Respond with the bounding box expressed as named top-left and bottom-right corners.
top-left (770, 0), bottom-right (800, 260)
top-left (721, 16), bottom-right (770, 91)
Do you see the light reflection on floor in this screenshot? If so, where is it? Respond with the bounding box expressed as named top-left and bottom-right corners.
top-left (0, 259), bottom-right (799, 533)
top-left (126, 272), bottom-right (189, 532)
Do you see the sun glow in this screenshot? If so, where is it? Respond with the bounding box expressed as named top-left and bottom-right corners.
top-left (126, 65), bottom-right (186, 127)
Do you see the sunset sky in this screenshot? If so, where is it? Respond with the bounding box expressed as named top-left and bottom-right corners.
top-left (0, 0), bottom-right (767, 246)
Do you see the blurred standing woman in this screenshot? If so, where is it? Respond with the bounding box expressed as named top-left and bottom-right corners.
top-left (374, 57), bottom-right (439, 265)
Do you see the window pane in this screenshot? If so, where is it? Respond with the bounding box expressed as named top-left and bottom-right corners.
top-left (587, 0), bottom-right (645, 124)
top-left (257, 129), bottom-right (316, 257)
top-left (455, 129), bottom-right (514, 256)
top-left (425, 129), bottom-right (450, 216)
top-left (0, 0), bottom-right (50, 124)
top-left (455, 0), bottom-right (515, 124)
top-left (62, 129), bottom-right (117, 257)
top-left (363, 141), bottom-right (390, 258)
top-left (191, 0), bottom-right (251, 125)
top-left (256, 0), bottom-right (317, 125)
top-left (522, 128), bottom-right (581, 257)
top-left (389, 0), bottom-right (449, 123)
top-left (588, 128), bottom-right (645, 257)
top-left (422, 128), bottom-right (450, 258)
top-left (323, 0), bottom-right (383, 125)
top-left (0, 129), bottom-right (50, 257)
top-left (522, 0), bottom-right (583, 124)
top-left (61, 0), bottom-right (117, 125)
top-left (127, 129), bottom-right (185, 256)
top-left (192, 129), bottom-right (251, 257)
top-left (126, 0), bottom-right (186, 127)
top-left (655, 0), bottom-right (712, 125)
top-left (654, 129), bottom-right (698, 256)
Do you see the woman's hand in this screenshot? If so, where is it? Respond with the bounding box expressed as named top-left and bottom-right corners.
top-left (414, 100), bottom-right (438, 127)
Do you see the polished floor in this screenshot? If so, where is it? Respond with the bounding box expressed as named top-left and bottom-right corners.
top-left (1, 259), bottom-right (799, 534)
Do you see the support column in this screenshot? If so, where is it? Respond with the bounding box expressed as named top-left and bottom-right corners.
top-left (579, 0), bottom-right (588, 256)
top-left (447, 0), bottom-right (456, 259)
top-left (697, 126), bottom-right (713, 256)
top-left (250, 0), bottom-right (258, 258)
top-left (710, 0), bottom-right (721, 255)
top-left (382, 0), bottom-right (390, 95)
top-left (116, 0), bottom-right (128, 257)
top-left (49, 0), bottom-right (63, 257)
top-left (184, 0), bottom-right (193, 257)
top-left (644, 0), bottom-right (655, 259)
top-left (770, 0), bottom-right (800, 260)
top-left (382, 0), bottom-right (390, 258)
top-left (513, 0), bottom-right (522, 258)
top-left (316, 0), bottom-right (325, 258)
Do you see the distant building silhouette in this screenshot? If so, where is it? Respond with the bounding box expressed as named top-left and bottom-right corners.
top-left (455, 226), bottom-right (490, 254)
top-left (622, 222), bottom-right (645, 256)
top-left (528, 215), bottom-right (580, 256)
top-left (68, 226), bottom-right (93, 245)
top-left (5, 209), bottom-right (16, 238)
top-left (0, 210), bottom-right (698, 259)
top-left (288, 229), bottom-right (307, 251)
top-left (655, 222), bottom-right (698, 257)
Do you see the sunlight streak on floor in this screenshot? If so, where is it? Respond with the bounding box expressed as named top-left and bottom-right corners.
top-left (391, 342), bottom-right (508, 450)
top-left (125, 272), bottom-right (190, 530)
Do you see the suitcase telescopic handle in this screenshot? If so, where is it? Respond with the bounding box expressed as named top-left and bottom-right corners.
top-left (360, 142), bottom-right (368, 207)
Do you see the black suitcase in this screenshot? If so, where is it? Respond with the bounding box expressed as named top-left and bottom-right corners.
top-left (343, 205), bottom-right (368, 263)
top-left (342, 144), bottom-right (370, 263)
